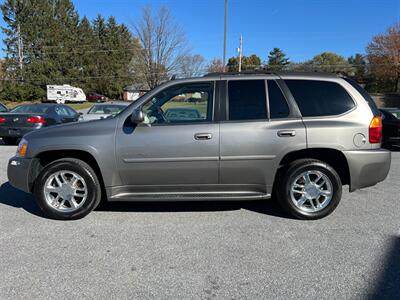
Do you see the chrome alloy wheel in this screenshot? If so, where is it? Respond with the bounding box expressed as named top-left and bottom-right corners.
top-left (289, 170), bottom-right (333, 213)
top-left (43, 170), bottom-right (88, 213)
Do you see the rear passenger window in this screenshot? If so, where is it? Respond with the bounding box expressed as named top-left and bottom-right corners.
top-left (268, 80), bottom-right (289, 118)
top-left (228, 80), bottom-right (267, 120)
top-left (285, 80), bottom-right (355, 117)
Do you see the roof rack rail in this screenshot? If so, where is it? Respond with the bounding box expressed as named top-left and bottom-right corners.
top-left (204, 70), bottom-right (340, 78)
top-left (203, 70), bottom-right (275, 77)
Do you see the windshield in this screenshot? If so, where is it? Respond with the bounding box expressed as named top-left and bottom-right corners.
top-left (10, 104), bottom-right (50, 113)
top-left (88, 104), bottom-right (127, 115)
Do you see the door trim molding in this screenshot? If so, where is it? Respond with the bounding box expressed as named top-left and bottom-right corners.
top-left (220, 155), bottom-right (276, 161)
top-left (123, 156), bottom-right (219, 163)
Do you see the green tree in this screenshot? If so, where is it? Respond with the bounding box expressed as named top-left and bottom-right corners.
top-left (266, 48), bottom-right (290, 71)
top-left (1, 0), bottom-right (137, 100)
top-left (348, 53), bottom-right (366, 83)
top-left (227, 54), bottom-right (261, 72)
top-left (304, 52), bottom-right (353, 75)
top-left (1, 0), bottom-right (35, 100)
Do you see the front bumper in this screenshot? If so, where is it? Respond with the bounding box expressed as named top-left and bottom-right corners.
top-left (7, 156), bottom-right (36, 193)
top-left (343, 149), bottom-right (391, 192)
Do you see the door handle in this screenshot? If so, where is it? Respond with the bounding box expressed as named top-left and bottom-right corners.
top-left (277, 130), bottom-right (296, 137)
top-left (194, 133), bottom-right (212, 140)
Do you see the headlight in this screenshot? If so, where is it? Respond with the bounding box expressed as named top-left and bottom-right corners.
top-left (16, 138), bottom-right (28, 158)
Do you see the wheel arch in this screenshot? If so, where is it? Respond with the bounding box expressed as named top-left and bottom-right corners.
top-left (276, 148), bottom-right (350, 187)
top-left (29, 149), bottom-right (106, 197)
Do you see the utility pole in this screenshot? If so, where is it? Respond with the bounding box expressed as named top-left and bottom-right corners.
top-left (17, 23), bottom-right (24, 75)
top-left (237, 33), bottom-right (243, 72)
top-left (223, 0), bottom-right (228, 72)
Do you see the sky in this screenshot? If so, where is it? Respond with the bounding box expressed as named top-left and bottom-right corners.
top-left (1, 0), bottom-right (400, 62)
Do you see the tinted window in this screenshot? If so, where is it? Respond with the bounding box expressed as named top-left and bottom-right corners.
top-left (0, 104), bottom-right (7, 112)
top-left (54, 106), bottom-right (76, 117)
top-left (11, 104), bottom-right (50, 114)
top-left (285, 80), bottom-right (355, 117)
top-left (65, 106), bottom-right (78, 116)
top-left (344, 78), bottom-right (380, 116)
top-left (268, 80), bottom-right (289, 118)
top-left (228, 80), bottom-right (267, 120)
top-left (142, 82), bottom-right (214, 124)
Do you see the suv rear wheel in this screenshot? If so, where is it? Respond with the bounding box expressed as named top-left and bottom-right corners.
top-left (277, 159), bottom-right (342, 220)
top-left (34, 158), bottom-right (101, 220)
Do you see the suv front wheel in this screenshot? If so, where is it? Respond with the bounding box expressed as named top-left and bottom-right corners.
top-left (34, 158), bottom-right (102, 220)
top-left (277, 159), bottom-right (342, 220)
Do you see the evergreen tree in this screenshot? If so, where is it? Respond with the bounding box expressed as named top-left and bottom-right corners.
top-left (266, 48), bottom-right (290, 71)
top-left (1, 0), bottom-right (137, 100)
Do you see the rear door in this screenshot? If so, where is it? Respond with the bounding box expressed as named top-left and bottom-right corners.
top-left (219, 78), bottom-right (307, 195)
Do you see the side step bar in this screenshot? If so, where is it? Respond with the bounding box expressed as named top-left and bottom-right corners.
top-left (109, 192), bottom-right (271, 202)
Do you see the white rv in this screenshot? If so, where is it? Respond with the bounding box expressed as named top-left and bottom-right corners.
top-left (46, 85), bottom-right (86, 103)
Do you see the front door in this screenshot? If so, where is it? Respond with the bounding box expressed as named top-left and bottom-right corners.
top-left (115, 81), bottom-right (219, 193)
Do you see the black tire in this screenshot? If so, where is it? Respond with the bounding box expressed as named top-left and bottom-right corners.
top-left (277, 159), bottom-right (342, 220)
top-left (34, 158), bottom-right (102, 220)
top-left (2, 137), bottom-right (19, 145)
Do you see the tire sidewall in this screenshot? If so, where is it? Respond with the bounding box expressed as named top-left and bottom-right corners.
top-left (281, 161), bottom-right (342, 220)
top-left (34, 160), bottom-right (101, 220)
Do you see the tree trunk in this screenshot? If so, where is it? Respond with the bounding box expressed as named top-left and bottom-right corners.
top-left (395, 73), bottom-right (400, 94)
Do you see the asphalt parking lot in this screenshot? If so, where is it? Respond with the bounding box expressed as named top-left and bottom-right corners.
top-left (0, 144), bottom-right (399, 299)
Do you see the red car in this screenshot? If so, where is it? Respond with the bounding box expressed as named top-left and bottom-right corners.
top-left (87, 92), bottom-right (107, 102)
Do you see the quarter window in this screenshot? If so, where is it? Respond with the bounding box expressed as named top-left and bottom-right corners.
top-left (285, 80), bottom-right (355, 117)
top-left (142, 82), bottom-right (214, 124)
top-left (228, 80), bottom-right (267, 120)
top-left (268, 80), bottom-right (289, 119)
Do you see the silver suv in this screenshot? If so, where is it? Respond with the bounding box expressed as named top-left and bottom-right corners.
top-left (7, 72), bottom-right (391, 220)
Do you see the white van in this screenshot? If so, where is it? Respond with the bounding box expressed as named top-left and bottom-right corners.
top-left (46, 85), bottom-right (86, 103)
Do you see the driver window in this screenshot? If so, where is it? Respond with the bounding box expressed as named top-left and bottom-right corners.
top-left (142, 82), bottom-right (214, 124)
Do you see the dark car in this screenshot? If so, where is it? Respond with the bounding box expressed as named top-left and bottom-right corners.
top-left (0, 102), bottom-right (8, 112)
top-left (87, 92), bottom-right (107, 102)
top-left (0, 103), bottom-right (80, 145)
top-left (380, 108), bottom-right (400, 148)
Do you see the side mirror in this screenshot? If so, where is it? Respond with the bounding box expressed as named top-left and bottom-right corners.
top-left (79, 112), bottom-right (83, 116)
top-left (131, 109), bottom-right (144, 124)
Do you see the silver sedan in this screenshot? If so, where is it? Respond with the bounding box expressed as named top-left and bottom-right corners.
top-left (80, 102), bottom-right (130, 121)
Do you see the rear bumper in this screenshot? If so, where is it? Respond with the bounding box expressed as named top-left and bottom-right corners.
top-left (343, 149), bottom-right (391, 192)
top-left (0, 127), bottom-right (38, 138)
top-left (7, 156), bottom-right (35, 193)
top-left (385, 136), bottom-right (400, 146)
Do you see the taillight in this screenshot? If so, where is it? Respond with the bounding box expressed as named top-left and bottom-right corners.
top-left (0, 117), bottom-right (6, 124)
top-left (27, 116), bottom-right (46, 124)
top-left (369, 116), bottom-right (382, 144)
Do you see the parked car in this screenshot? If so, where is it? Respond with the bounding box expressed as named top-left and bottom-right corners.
top-left (80, 102), bottom-right (130, 121)
top-left (0, 102), bottom-right (8, 112)
top-left (8, 72), bottom-right (391, 220)
top-left (380, 108), bottom-right (400, 148)
top-left (87, 92), bottom-right (108, 102)
top-left (0, 103), bottom-right (80, 145)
